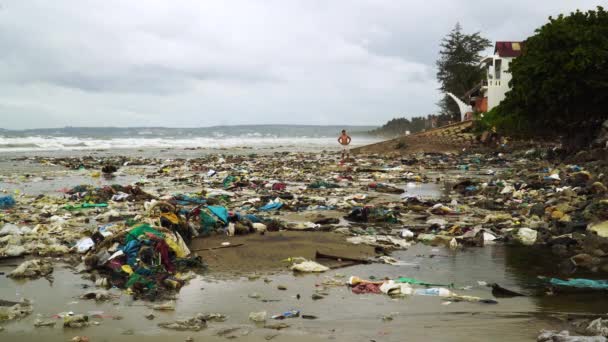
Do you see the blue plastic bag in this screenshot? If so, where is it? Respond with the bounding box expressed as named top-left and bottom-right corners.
top-left (0, 195), bottom-right (16, 209)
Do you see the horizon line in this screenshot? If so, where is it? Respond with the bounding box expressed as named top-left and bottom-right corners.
top-left (0, 124), bottom-right (379, 131)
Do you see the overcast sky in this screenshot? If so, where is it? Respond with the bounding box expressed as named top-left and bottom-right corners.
top-left (0, 1), bottom-right (601, 129)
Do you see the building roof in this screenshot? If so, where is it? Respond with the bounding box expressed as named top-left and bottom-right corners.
top-left (494, 41), bottom-right (524, 57)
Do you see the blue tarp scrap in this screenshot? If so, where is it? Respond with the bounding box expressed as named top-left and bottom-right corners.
top-left (259, 202), bottom-right (283, 211)
top-left (208, 205), bottom-right (229, 224)
top-left (174, 194), bottom-right (206, 206)
top-left (549, 278), bottom-right (608, 289)
top-left (121, 240), bottom-right (141, 266)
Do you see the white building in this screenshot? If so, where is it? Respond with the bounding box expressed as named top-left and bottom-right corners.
top-left (463, 41), bottom-right (524, 114)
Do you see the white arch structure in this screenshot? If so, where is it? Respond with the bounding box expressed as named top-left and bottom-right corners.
top-left (446, 92), bottom-right (473, 122)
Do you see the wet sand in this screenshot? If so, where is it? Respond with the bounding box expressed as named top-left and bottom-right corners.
top-left (1, 243), bottom-right (597, 342)
top-left (192, 231), bottom-right (376, 274)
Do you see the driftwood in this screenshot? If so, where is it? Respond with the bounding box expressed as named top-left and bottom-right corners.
top-left (192, 243), bottom-right (244, 252)
top-left (327, 262), bottom-right (360, 270)
top-left (315, 251), bottom-right (370, 264)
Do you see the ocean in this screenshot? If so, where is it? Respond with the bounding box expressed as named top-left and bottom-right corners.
top-left (0, 125), bottom-right (378, 152)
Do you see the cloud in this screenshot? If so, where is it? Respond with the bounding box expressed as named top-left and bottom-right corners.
top-left (0, 0), bottom-right (601, 129)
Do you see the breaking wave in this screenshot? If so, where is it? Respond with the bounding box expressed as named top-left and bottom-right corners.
top-left (0, 136), bottom-right (378, 152)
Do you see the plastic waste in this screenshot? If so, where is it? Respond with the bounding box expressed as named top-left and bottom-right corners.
top-left (108, 250), bottom-right (124, 261)
top-left (587, 318), bottom-right (608, 337)
top-left (588, 221), bottom-right (608, 238)
top-left (252, 223), bottom-right (267, 232)
top-left (63, 203), bottom-right (108, 210)
top-left (514, 228), bottom-right (537, 246)
top-left (395, 277), bottom-right (451, 287)
top-left (64, 314), bottom-right (89, 328)
top-left (111, 192), bottom-right (130, 201)
top-left (80, 290), bottom-right (112, 301)
top-left (379, 281), bottom-right (413, 296)
top-left (348, 276), bottom-right (383, 286)
top-left (308, 181), bottom-right (340, 189)
top-left (271, 310), bottom-right (300, 320)
top-left (414, 288), bottom-right (455, 297)
top-left (164, 233), bottom-right (191, 258)
top-left (259, 199), bottom-right (283, 211)
top-left (291, 260), bottom-right (329, 273)
top-left (157, 314), bottom-right (208, 331)
top-left (226, 222), bottom-right (235, 236)
top-left (538, 330), bottom-right (606, 342)
top-left (8, 259), bottom-right (53, 279)
top-left (400, 229), bottom-right (414, 240)
top-left (0, 300), bottom-right (33, 321)
top-left (98, 224), bottom-right (114, 237)
top-left (152, 301), bottom-right (176, 311)
top-left (34, 319), bottom-right (56, 327)
top-left (549, 278), bottom-right (608, 290)
top-left (347, 235), bottom-right (410, 249)
top-left (426, 218), bottom-right (448, 228)
top-left (249, 311), bottom-right (267, 322)
top-left (208, 206), bottom-right (229, 224)
top-left (0, 195), bottom-right (16, 209)
top-left (0, 223), bottom-right (31, 236)
top-left (75, 238), bottom-right (95, 254)
top-left (3, 245), bottom-right (26, 257)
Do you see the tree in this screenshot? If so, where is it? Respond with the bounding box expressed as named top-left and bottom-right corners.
top-left (496, 6), bottom-right (608, 147)
top-left (436, 23), bottom-right (492, 122)
top-left (369, 114), bottom-right (451, 137)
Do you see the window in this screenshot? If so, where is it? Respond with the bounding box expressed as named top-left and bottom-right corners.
top-left (494, 59), bottom-right (502, 80)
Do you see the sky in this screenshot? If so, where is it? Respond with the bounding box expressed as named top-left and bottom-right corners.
top-left (0, 0), bottom-right (601, 129)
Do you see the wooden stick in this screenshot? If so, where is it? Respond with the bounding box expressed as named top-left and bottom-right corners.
top-left (315, 250), bottom-right (370, 264)
top-left (192, 243), bottom-right (244, 252)
top-left (328, 262), bottom-right (360, 270)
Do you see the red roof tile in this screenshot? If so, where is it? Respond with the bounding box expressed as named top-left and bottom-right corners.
top-left (494, 41), bottom-right (524, 57)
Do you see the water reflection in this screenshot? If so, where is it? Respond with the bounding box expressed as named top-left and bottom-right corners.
top-left (504, 246), bottom-right (608, 314)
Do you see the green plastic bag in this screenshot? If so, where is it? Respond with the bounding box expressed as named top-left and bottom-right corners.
top-left (125, 224), bottom-right (164, 243)
top-left (63, 202), bottom-right (108, 210)
top-left (395, 277), bottom-right (452, 287)
top-left (126, 273), bottom-right (155, 289)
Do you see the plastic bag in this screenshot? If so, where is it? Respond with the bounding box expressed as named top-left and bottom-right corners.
top-left (75, 238), bottom-right (95, 254)
top-left (0, 195), bottom-right (16, 209)
top-left (291, 260), bottom-right (329, 273)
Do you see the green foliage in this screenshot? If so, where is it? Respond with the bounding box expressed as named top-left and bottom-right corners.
top-left (370, 117), bottom-right (424, 136)
top-left (370, 114), bottom-right (452, 137)
top-left (436, 23), bottom-right (492, 122)
top-left (496, 6), bottom-right (608, 144)
top-left (474, 108), bottom-right (529, 136)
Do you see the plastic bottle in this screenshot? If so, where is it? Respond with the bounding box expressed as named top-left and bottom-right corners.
top-left (271, 310), bottom-right (300, 320)
top-left (414, 288), bottom-right (454, 297)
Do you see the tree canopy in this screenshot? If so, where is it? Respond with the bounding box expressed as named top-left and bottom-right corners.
top-left (495, 6), bottom-right (608, 145)
top-left (436, 23), bottom-right (492, 122)
top-left (369, 114), bottom-right (452, 137)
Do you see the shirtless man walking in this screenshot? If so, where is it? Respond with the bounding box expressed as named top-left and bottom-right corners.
top-left (338, 129), bottom-right (352, 161)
